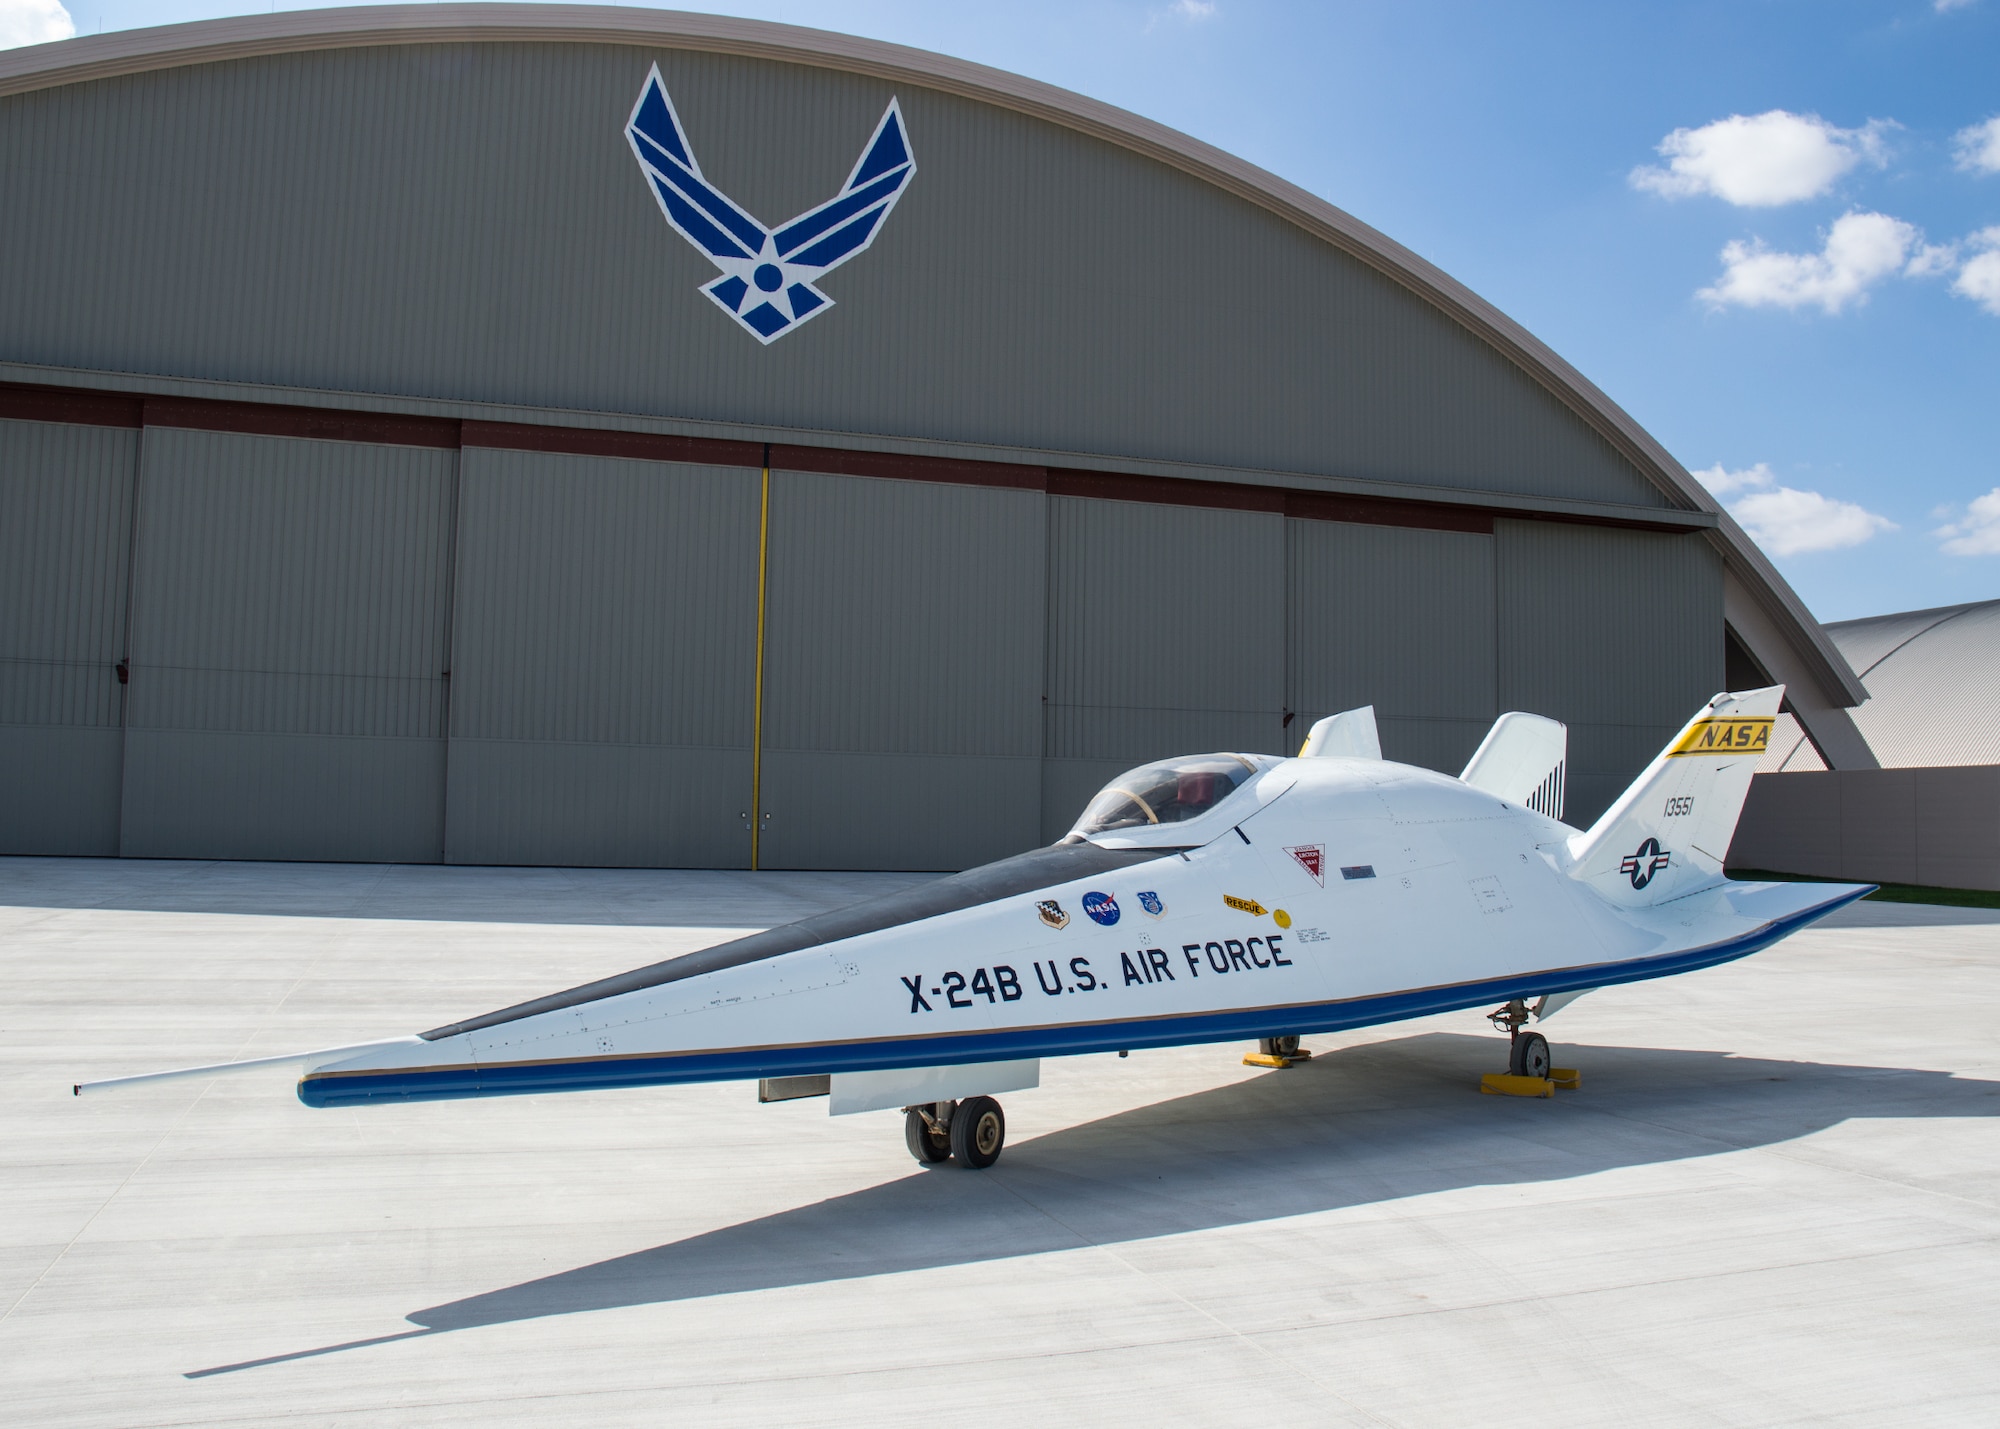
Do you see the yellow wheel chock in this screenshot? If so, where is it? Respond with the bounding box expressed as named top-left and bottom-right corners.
top-left (1480, 1068), bottom-right (1581, 1096)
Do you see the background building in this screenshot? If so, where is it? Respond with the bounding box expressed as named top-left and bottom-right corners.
top-left (0, 7), bottom-right (1868, 871)
top-left (1733, 598), bottom-right (2000, 891)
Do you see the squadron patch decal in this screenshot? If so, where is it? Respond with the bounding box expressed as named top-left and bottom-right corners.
top-left (1036, 899), bottom-right (1070, 930)
top-left (1137, 890), bottom-right (1165, 917)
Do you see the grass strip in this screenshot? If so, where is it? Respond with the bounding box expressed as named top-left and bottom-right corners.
top-left (1727, 868), bottom-right (2000, 910)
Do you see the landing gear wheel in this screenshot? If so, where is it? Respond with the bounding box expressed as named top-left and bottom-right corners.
top-left (904, 1106), bottom-right (951, 1164)
top-left (950, 1096), bottom-right (1006, 1169)
top-left (1259, 1035), bottom-right (1301, 1059)
top-left (1510, 1030), bottom-right (1552, 1080)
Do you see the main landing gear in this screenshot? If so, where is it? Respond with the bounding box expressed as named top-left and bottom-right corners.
top-left (1482, 999), bottom-right (1579, 1096)
top-left (904, 1096), bottom-right (1007, 1169)
top-left (1243, 1034), bottom-right (1313, 1069)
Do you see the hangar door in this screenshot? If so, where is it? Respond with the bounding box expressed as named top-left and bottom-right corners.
top-left (1041, 496), bottom-right (1287, 844)
top-left (1496, 519), bottom-right (1723, 825)
top-left (444, 449), bottom-right (759, 868)
top-left (118, 427), bottom-right (455, 861)
top-left (0, 417), bottom-right (135, 855)
top-left (1286, 519), bottom-right (1499, 778)
top-left (757, 471), bottom-right (1045, 871)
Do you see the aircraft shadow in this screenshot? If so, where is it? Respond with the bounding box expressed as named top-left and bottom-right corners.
top-left (189, 1030), bottom-right (2000, 1376)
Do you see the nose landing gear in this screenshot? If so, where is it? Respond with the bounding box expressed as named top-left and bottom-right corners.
top-left (903, 1096), bottom-right (1008, 1168)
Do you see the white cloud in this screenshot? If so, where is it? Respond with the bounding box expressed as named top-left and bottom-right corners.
top-left (1146, 0), bottom-right (1215, 30)
top-left (1905, 240), bottom-right (1961, 277)
top-left (0, 0), bottom-right (73, 48)
top-left (1935, 0), bottom-right (1979, 12)
top-left (1955, 227), bottom-right (2000, 315)
top-left (1956, 116), bottom-right (2000, 174)
top-left (1934, 489), bottom-right (2000, 555)
top-left (1733, 488), bottom-right (1899, 556)
top-left (1693, 462), bottom-right (1897, 556)
top-left (1631, 110), bottom-right (1894, 207)
top-left (1697, 210), bottom-right (1939, 314)
top-left (1691, 461), bottom-right (1776, 498)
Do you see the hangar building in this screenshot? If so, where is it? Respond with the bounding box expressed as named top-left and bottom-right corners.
top-left (1732, 598), bottom-right (2000, 891)
top-left (0, 7), bottom-right (1869, 872)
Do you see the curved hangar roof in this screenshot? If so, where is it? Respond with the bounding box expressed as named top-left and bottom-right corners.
top-left (0, 4), bottom-right (1860, 718)
top-left (1764, 598), bottom-right (2000, 771)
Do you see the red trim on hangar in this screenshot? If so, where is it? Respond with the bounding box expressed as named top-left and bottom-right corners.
top-left (1, 379), bottom-right (1688, 536)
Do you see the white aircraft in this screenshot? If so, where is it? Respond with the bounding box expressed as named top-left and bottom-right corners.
top-left (78, 685), bottom-right (1869, 1169)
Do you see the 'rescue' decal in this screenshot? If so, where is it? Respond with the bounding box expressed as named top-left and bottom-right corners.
top-left (900, 934), bottom-right (1293, 1012)
top-left (1223, 894), bottom-right (1267, 916)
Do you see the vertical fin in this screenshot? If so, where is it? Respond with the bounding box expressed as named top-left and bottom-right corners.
top-left (1298, 706), bottom-right (1381, 759)
top-left (1566, 686), bottom-right (1784, 907)
top-left (1460, 712), bottom-right (1568, 820)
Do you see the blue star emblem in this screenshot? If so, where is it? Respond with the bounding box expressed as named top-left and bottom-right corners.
top-left (1619, 837), bottom-right (1672, 890)
top-left (624, 65), bottom-right (917, 343)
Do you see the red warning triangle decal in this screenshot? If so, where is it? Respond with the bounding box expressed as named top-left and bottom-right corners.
top-left (1285, 844), bottom-right (1325, 885)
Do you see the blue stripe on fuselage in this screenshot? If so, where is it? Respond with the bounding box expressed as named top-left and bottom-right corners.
top-left (297, 888), bottom-right (1869, 1108)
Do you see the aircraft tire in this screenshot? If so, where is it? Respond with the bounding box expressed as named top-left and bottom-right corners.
top-left (950, 1096), bottom-right (1006, 1169)
top-left (1510, 1031), bottom-right (1552, 1080)
top-left (1259, 1035), bottom-right (1301, 1059)
top-left (905, 1107), bottom-right (951, 1164)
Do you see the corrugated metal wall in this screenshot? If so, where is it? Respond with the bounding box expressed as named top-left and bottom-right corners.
top-left (119, 427), bottom-right (456, 860)
top-left (1495, 519), bottom-right (1723, 825)
top-left (1288, 520), bottom-right (1498, 776)
top-left (0, 42), bottom-right (1660, 508)
top-left (0, 417), bottom-right (135, 854)
top-left (0, 410), bottom-right (1730, 866)
top-left (1732, 767), bottom-right (2000, 892)
top-left (1043, 497), bottom-right (1287, 841)
top-left (758, 471), bottom-right (1045, 869)
top-left (444, 449), bottom-right (760, 867)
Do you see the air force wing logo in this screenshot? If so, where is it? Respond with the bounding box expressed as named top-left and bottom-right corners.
top-left (624, 66), bottom-right (916, 343)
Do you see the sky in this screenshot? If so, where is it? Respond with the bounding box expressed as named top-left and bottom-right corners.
top-left (4, 0), bottom-right (1996, 623)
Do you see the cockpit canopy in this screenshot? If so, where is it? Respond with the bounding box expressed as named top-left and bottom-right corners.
top-left (1067, 752), bottom-right (1281, 840)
